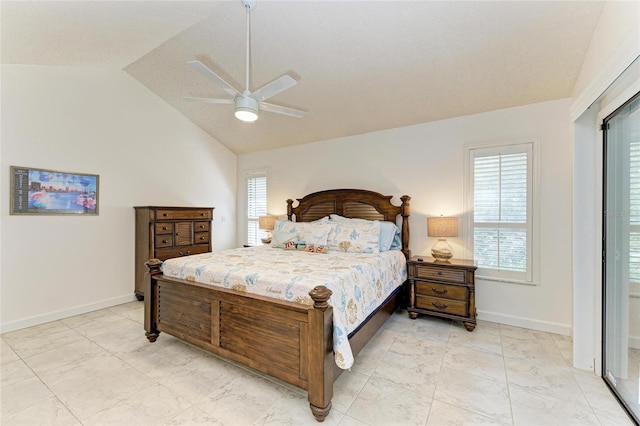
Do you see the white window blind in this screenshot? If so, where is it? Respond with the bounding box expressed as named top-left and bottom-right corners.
top-left (467, 143), bottom-right (534, 283)
top-left (629, 140), bottom-right (640, 283)
top-left (246, 172), bottom-right (267, 246)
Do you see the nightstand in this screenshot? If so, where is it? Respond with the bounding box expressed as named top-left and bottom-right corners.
top-left (407, 256), bottom-right (478, 331)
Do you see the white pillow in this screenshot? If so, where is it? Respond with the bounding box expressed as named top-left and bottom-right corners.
top-left (329, 214), bottom-right (400, 251)
top-left (327, 221), bottom-right (380, 253)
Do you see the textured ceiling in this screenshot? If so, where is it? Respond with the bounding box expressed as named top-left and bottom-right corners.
top-left (2, 1), bottom-right (604, 154)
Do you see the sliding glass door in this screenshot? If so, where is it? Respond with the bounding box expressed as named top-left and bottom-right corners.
top-left (603, 91), bottom-right (640, 424)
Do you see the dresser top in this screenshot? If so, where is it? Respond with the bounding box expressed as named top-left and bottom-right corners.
top-left (408, 256), bottom-right (477, 269)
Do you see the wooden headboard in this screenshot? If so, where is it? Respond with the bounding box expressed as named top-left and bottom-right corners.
top-left (286, 189), bottom-right (411, 258)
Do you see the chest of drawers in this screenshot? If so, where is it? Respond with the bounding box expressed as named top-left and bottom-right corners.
top-left (134, 206), bottom-right (214, 300)
top-left (407, 256), bottom-right (478, 331)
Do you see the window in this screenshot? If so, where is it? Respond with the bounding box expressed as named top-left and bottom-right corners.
top-left (246, 171), bottom-right (268, 246)
top-left (630, 139), bottom-right (640, 283)
top-left (465, 142), bottom-right (535, 283)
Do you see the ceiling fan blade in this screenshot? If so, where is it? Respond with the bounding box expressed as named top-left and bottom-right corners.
top-left (187, 60), bottom-right (240, 97)
top-left (184, 97), bottom-right (234, 104)
top-left (251, 75), bottom-right (297, 102)
top-left (261, 102), bottom-right (306, 118)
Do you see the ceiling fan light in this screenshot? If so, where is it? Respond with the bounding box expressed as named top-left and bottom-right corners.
top-left (235, 108), bottom-right (258, 122)
top-left (234, 95), bottom-right (259, 122)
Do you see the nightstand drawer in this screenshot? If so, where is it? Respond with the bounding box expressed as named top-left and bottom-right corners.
top-left (194, 232), bottom-right (210, 243)
top-left (414, 265), bottom-right (466, 283)
top-left (415, 282), bottom-right (467, 301)
top-left (415, 295), bottom-right (467, 316)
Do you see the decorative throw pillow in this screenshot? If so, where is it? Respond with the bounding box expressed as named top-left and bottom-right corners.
top-left (327, 221), bottom-right (381, 253)
top-left (329, 214), bottom-right (400, 251)
top-left (302, 223), bottom-right (331, 246)
top-left (270, 220), bottom-right (304, 248)
top-left (305, 244), bottom-right (328, 254)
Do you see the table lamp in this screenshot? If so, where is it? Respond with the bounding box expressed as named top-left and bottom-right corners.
top-left (258, 215), bottom-right (276, 244)
top-left (427, 216), bottom-right (458, 261)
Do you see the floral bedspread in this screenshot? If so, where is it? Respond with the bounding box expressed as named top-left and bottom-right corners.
top-left (160, 246), bottom-right (407, 369)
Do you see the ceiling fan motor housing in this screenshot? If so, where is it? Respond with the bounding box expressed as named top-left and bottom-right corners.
top-left (235, 95), bottom-right (259, 121)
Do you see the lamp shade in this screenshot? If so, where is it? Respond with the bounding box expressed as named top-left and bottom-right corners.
top-left (427, 216), bottom-right (458, 237)
top-left (259, 215), bottom-right (276, 231)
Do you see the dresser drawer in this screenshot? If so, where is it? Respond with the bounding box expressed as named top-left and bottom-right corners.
top-left (415, 295), bottom-right (467, 316)
top-left (194, 232), bottom-right (210, 244)
top-left (155, 244), bottom-right (210, 260)
top-left (414, 265), bottom-right (466, 283)
top-left (155, 222), bottom-right (173, 235)
top-left (155, 235), bottom-right (174, 248)
top-left (155, 209), bottom-right (212, 220)
top-left (415, 282), bottom-right (467, 301)
top-left (194, 222), bottom-right (210, 232)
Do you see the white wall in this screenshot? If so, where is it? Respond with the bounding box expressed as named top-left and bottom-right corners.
top-left (1, 65), bottom-right (237, 332)
top-left (238, 99), bottom-right (574, 334)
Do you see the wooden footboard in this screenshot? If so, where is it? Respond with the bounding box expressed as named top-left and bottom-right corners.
top-left (143, 259), bottom-right (335, 421)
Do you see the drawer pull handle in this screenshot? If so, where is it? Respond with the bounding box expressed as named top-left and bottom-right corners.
top-left (432, 287), bottom-right (448, 295)
top-left (200, 225), bottom-right (205, 229)
top-left (432, 302), bottom-right (448, 310)
top-left (163, 213), bottom-right (168, 217)
top-left (162, 239), bottom-right (168, 244)
top-left (162, 226), bottom-right (168, 231)
top-left (200, 237), bottom-right (205, 240)
top-left (201, 213), bottom-right (205, 216)
top-left (178, 251), bottom-right (191, 256)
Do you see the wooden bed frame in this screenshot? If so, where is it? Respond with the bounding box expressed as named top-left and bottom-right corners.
top-left (143, 189), bottom-right (411, 421)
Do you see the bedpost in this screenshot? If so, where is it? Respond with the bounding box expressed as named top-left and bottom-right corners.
top-left (400, 195), bottom-right (411, 259)
top-left (144, 258), bottom-right (163, 343)
top-left (287, 199), bottom-right (294, 221)
top-left (308, 285), bottom-right (333, 422)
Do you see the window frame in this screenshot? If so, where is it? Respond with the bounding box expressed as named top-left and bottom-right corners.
top-left (464, 140), bottom-right (540, 285)
top-left (245, 170), bottom-right (269, 246)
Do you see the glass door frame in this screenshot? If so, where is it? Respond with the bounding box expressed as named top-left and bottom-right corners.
top-left (602, 90), bottom-right (640, 425)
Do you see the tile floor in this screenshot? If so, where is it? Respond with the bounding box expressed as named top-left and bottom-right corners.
top-left (1, 301), bottom-right (635, 426)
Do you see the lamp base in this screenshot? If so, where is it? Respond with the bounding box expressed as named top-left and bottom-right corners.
top-left (261, 237), bottom-right (272, 244)
top-left (431, 238), bottom-right (453, 261)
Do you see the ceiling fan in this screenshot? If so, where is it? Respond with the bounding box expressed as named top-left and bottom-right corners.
top-left (185, 0), bottom-right (305, 122)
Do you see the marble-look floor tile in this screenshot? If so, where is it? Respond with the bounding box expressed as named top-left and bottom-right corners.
top-left (426, 399), bottom-right (510, 426)
top-left (346, 375), bottom-right (431, 426)
top-left (447, 322), bottom-right (504, 356)
top-left (509, 383), bottom-right (600, 425)
top-left (338, 414), bottom-right (371, 426)
top-left (23, 338), bottom-right (104, 376)
top-left (1, 376), bottom-right (53, 419)
top-left (163, 405), bottom-right (225, 425)
top-left (3, 321), bottom-right (83, 358)
top-left (433, 367), bottom-right (511, 424)
top-left (373, 344), bottom-right (442, 398)
top-left (255, 389), bottom-right (345, 425)
top-left (1, 338), bottom-right (20, 365)
top-left (83, 383), bottom-right (192, 426)
top-left (504, 355), bottom-right (589, 408)
top-left (442, 344), bottom-right (507, 383)
top-left (196, 370), bottom-right (289, 424)
top-left (54, 363), bottom-right (157, 420)
top-left (1, 396), bottom-right (80, 426)
top-left (332, 369), bottom-right (370, 414)
top-left (1, 359), bottom-right (35, 387)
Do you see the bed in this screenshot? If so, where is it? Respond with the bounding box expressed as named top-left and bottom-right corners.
top-left (143, 189), bottom-right (411, 421)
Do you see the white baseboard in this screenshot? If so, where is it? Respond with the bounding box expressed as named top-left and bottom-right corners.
top-left (0, 294), bottom-right (137, 334)
top-left (477, 309), bottom-right (572, 336)
top-left (630, 335), bottom-right (640, 350)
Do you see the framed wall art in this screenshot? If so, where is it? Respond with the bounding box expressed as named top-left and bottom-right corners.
top-left (10, 166), bottom-right (99, 215)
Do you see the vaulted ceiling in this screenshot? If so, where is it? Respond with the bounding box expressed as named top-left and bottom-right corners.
top-left (2, 1), bottom-right (604, 154)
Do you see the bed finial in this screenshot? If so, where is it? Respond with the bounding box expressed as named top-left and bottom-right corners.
top-left (287, 199), bottom-right (294, 221)
top-left (400, 195), bottom-right (411, 259)
top-left (309, 286), bottom-right (332, 310)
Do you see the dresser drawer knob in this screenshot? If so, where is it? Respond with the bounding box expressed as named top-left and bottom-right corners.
top-left (162, 239), bottom-right (168, 244)
top-left (432, 302), bottom-right (448, 310)
top-left (175, 233), bottom-right (179, 236)
top-left (179, 251), bottom-right (190, 256)
top-left (201, 213), bottom-right (205, 216)
top-left (200, 236), bottom-right (205, 240)
top-left (200, 225), bottom-right (205, 229)
top-left (437, 271), bottom-right (443, 276)
top-left (163, 213), bottom-right (168, 217)
top-left (432, 287), bottom-right (448, 295)
top-left (162, 226), bottom-right (168, 231)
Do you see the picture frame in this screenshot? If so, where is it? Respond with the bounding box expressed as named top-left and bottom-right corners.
top-left (10, 166), bottom-right (99, 215)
